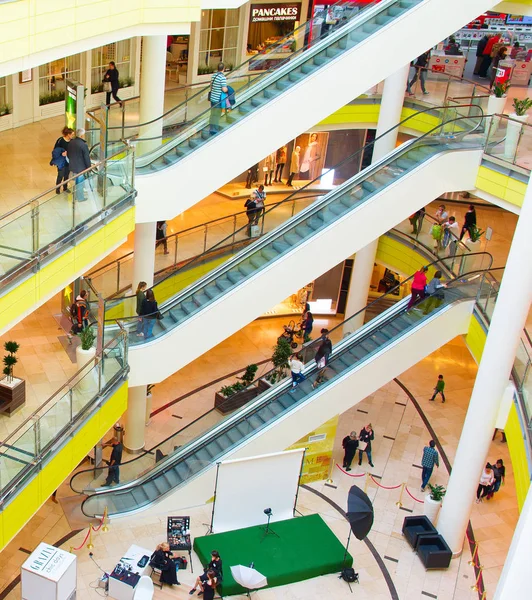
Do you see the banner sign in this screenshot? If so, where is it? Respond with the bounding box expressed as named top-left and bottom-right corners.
top-left (250, 3), bottom-right (301, 23)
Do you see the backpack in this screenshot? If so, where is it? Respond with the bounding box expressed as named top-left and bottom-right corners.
top-left (431, 224), bottom-right (442, 240)
top-left (175, 556), bottom-right (188, 569)
top-left (226, 85), bottom-right (236, 107)
top-left (340, 568), bottom-right (359, 583)
top-left (70, 302), bottom-right (80, 324)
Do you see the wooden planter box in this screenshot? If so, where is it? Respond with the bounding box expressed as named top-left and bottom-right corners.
top-left (215, 387), bottom-right (259, 414)
top-left (258, 378), bottom-right (273, 393)
top-left (0, 377), bottom-right (26, 415)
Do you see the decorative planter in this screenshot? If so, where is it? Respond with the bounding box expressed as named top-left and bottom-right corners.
top-left (75, 346), bottom-right (97, 392)
top-left (486, 95), bottom-right (507, 137)
top-left (504, 113), bottom-right (528, 161)
top-left (215, 386), bottom-right (259, 414)
top-left (423, 495), bottom-right (442, 525)
top-left (258, 378), bottom-right (273, 393)
top-left (0, 377), bottom-right (26, 415)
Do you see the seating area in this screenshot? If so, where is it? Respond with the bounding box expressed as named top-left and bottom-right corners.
top-left (402, 516), bottom-right (452, 570)
top-left (402, 515), bottom-right (437, 549)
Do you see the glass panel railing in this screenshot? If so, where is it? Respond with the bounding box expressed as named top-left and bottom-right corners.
top-left (0, 330), bottom-right (128, 505)
top-left (105, 107), bottom-right (485, 343)
top-left (0, 146), bottom-right (135, 291)
top-left (484, 113), bottom-right (532, 173)
top-left (77, 260), bottom-right (493, 517)
top-left (115, 0), bottom-right (424, 168)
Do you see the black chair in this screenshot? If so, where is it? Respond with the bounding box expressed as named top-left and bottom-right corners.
top-left (149, 562), bottom-right (164, 589)
top-left (402, 515), bottom-right (437, 549)
top-left (417, 534), bottom-right (452, 569)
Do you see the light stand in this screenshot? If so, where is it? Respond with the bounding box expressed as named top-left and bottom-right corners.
top-left (260, 509), bottom-right (280, 543)
top-left (340, 528), bottom-right (357, 593)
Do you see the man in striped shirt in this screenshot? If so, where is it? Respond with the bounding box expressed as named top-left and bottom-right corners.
top-left (209, 62), bottom-right (228, 135)
top-left (421, 440), bottom-right (439, 492)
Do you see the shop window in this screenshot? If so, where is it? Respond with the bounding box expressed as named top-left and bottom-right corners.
top-left (198, 8), bottom-right (240, 74)
top-left (39, 54), bottom-right (81, 106)
top-left (0, 77), bottom-right (10, 116)
top-left (91, 40), bottom-right (133, 94)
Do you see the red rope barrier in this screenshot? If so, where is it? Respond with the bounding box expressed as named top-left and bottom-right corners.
top-left (369, 475), bottom-right (402, 490)
top-left (405, 486), bottom-right (424, 503)
top-left (335, 463), bottom-right (366, 477)
top-left (70, 527), bottom-right (92, 551)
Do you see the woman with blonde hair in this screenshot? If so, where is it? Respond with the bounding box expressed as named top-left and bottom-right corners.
top-left (150, 542), bottom-right (180, 585)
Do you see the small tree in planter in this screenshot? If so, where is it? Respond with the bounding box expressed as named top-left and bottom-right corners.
top-left (487, 81), bottom-right (510, 138)
top-left (424, 483), bottom-right (446, 524)
top-left (2, 341), bottom-right (20, 383)
top-left (80, 327), bottom-right (96, 351)
top-left (215, 364), bottom-right (260, 413)
top-left (468, 225), bottom-right (485, 243)
top-left (512, 97), bottom-right (532, 117)
top-left (238, 364), bottom-right (258, 385)
top-left (265, 337), bottom-right (292, 385)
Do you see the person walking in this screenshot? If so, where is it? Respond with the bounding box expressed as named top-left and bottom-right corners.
top-left (156, 220), bottom-right (169, 254)
top-left (408, 207), bottom-right (425, 234)
top-left (140, 289), bottom-right (160, 339)
top-left (358, 423), bottom-right (374, 467)
top-left (460, 204), bottom-right (477, 240)
top-left (67, 128), bottom-right (91, 201)
top-left (302, 309), bottom-right (314, 342)
top-left (274, 146), bottom-right (287, 183)
top-left (252, 184), bottom-right (266, 224)
top-left (51, 127), bottom-right (74, 193)
top-left (209, 62), bottom-right (228, 135)
top-left (407, 266), bottom-right (428, 310)
top-left (443, 216), bottom-right (460, 256)
top-left (288, 353), bottom-right (305, 392)
top-left (103, 437), bottom-right (123, 486)
top-left (430, 374), bottom-right (446, 403)
top-left (312, 329), bottom-right (332, 388)
top-left (476, 463), bottom-right (495, 503)
top-left (407, 50), bottom-right (431, 95)
top-left (420, 440), bottom-right (439, 492)
top-left (486, 459), bottom-right (505, 499)
top-left (474, 34), bottom-right (490, 75)
top-left (478, 33), bottom-right (501, 78)
top-left (422, 271), bottom-right (446, 315)
top-left (342, 431), bottom-right (359, 471)
top-left (103, 61), bottom-right (122, 106)
top-left (287, 145), bottom-right (300, 187)
top-left (69, 289), bottom-right (90, 336)
top-left (135, 281), bottom-right (147, 336)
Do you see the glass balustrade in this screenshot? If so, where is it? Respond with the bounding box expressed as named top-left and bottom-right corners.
top-left (484, 113), bottom-right (532, 173)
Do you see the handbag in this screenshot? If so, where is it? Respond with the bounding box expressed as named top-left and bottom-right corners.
top-left (358, 441), bottom-right (367, 452)
top-left (103, 82), bottom-right (112, 92)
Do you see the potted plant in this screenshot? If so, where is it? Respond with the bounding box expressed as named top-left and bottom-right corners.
top-left (0, 341), bottom-right (25, 415)
top-left (260, 337), bottom-right (292, 390)
top-left (504, 97), bottom-right (532, 161)
top-left (486, 81), bottom-right (509, 137)
top-left (424, 483), bottom-right (446, 524)
top-left (76, 327), bottom-right (97, 390)
top-left (215, 364), bottom-right (260, 413)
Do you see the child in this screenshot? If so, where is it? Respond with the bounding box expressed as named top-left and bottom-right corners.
top-left (430, 375), bottom-right (446, 403)
top-left (288, 353), bottom-right (305, 392)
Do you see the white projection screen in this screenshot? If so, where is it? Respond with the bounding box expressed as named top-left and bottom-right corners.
top-left (211, 449), bottom-right (305, 533)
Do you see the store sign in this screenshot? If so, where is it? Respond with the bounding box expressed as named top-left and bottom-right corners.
top-left (250, 3), bottom-right (301, 23)
top-left (26, 544), bottom-right (69, 576)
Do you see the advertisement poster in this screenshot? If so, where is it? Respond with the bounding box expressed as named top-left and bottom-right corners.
top-left (65, 80), bottom-right (77, 129)
top-left (295, 132), bottom-right (329, 182)
top-left (287, 415), bottom-right (339, 484)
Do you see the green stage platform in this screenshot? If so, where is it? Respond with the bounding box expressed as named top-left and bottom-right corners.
top-left (194, 514), bottom-right (352, 596)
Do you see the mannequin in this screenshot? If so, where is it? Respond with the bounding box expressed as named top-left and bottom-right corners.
top-left (274, 145), bottom-right (287, 183)
top-left (264, 152), bottom-right (276, 186)
top-left (301, 133), bottom-right (320, 181)
top-left (287, 146), bottom-right (300, 187)
top-left (246, 163), bottom-right (259, 189)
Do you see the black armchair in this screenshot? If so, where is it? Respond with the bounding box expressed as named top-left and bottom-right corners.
top-left (402, 516), bottom-right (437, 549)
top-left (417, 534), bottom-right (452, 569)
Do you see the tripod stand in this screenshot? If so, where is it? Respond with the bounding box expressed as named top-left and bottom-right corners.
top-left (260, 512), bottom-right (280, 543)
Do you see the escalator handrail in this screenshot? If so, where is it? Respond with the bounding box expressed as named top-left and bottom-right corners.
top-left (71, 252), bottom-right (493, 494)
top-left (109, 107), bottom-right (485, 323)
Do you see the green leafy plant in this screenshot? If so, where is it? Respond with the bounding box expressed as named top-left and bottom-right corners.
top-left (39, 90), bottom-right (66, 105)
top-left (468, 225), bottom-right (485, 243)
top-left (266, 337), bottom-right (292, 384)
top-left (238, 364), bottom-right (258, 385)
top-left (219, 381), bottom-right (246, 397)
top-left (427, 483), bottom-right (446, 502)
top-left (2, 341), bottom-right (20, 383)
top-left (492, 81), bottom-right (510, 98)
top-left (79, 327), bottom-right (96, 351)
top-left (512, 97), bottom-right (532, 117)
top-left (197, 65), bottom-right (215, 75)
top-left (0, 104), bottom-right (10, 116)
top-left (91, 83), bottom-right (104, 94)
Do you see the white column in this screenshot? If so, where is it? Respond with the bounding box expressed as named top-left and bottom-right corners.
top-left (124, 385), bottom-right (148, 453)
top-left (438, 176), bottom-right (532, 554)
top-left (132, 222), bottom-right (156, 289)
top-left (344, 65), bottom-right (409, 333)
top-left (139, 35), bottom-right (167, 154)
top-left (494, 486), bottom-right (532, 599)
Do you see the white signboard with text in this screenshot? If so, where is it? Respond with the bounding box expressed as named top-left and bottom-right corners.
top-left (21, 543), bottom-right (77, 600)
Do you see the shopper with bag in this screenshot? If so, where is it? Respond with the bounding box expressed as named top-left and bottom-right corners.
top-left (67, 129), bottom-right (91, 202)
top-left (140, 289), bottom-right (161, 340)
top-left (208, 62), bottom-right (228, 135)
top-left (51, 127), bottom-right (74, 193)
top-left (406, 266), bottom-right (428, 310)
top-left (358, 423), bottom-right (374, 467)
top-left (103, 61), bottom-right (122, 106)
top-left (312, 329), bottom-right (332, 388)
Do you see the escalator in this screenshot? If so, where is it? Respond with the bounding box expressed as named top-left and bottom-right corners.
top-left (113, 111), bottom-right (486, 386)
top-left (75, 257), bottom-right (495, 518)
top-left (102, 0), bottom-right (496, 221)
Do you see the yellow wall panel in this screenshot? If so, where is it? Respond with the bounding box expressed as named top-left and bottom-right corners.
top-left (0, 381), bottom-right (128, 552)
top-left (505, 405), bottom-right (531, 511)
top-left (475, 166), bottom-right (526, 208)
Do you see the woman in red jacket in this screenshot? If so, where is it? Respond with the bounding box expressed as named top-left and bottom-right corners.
top-left (407, 266), bottom-right (428, 310)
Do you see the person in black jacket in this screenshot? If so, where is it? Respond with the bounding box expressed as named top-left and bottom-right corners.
top-left (52, 127), bottom-right (74, 193)
top-left (358, 423), bottom-right (375, 468)
top-left (103, 61), bottom-right (122, 106)
top-left (189, 550), bottom-right (223, 595)
top-left (474, 34), bottom-right (490, 75)
top-left (67, 129), bottom-right (91, 201)
top-left (140, 288), bottom-right (160, 339)
top-left (407, 51), bottom-right (431, 95)
top-left (342, 431), bottom-right (359, 471)
top-left (312, 329), bottom-right (333, 388)
top-left (150, 543), bottom-right (180, 586)
top-left (460, 204), bottom-right (477, 240)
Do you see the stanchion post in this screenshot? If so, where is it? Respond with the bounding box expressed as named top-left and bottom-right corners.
top-left (395, 482), bottom-right (405, 507)
top-left (364, 472), bottom-right (370, 493)
top-left (470, 568), bottom-right (482, 591)
top-left (102, 506), bottom-right (109, 533)
top-left (87, 527), bottom-right (94, 551)
top-left (468, 542), bottom-right (479, 566)
top-left (325, 456), bottom-right (335, 484)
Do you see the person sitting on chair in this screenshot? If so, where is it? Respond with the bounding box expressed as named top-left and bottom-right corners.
top-left (150, 542), bottom-right (181, 586)
top-left (189, 551), bottom-right (222, 595)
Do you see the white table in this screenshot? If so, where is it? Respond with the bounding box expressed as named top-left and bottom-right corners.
top-left (108, 544), bottom-right (152, 600)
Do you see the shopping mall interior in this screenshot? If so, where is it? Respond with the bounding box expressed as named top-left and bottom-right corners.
top-left (0, 1), bottom-right (531, 599)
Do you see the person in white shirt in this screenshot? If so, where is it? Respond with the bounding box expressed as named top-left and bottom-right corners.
top-left (443, 216), bottom-right (460, 255)
top-left (476, 463), bottom-right (495, 503)
top-left (289, 353), bottom-right (305, 392)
